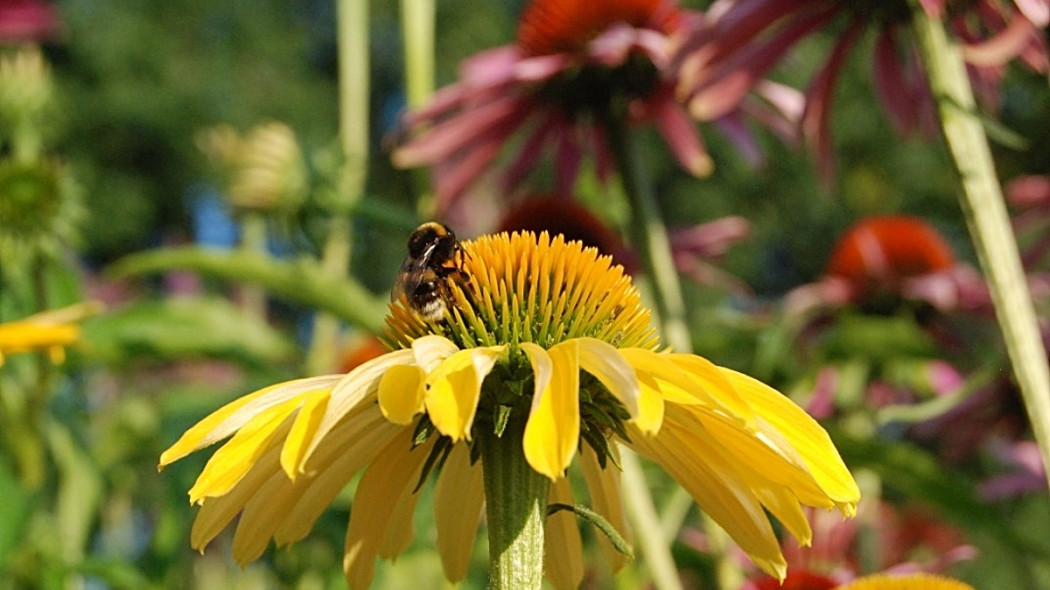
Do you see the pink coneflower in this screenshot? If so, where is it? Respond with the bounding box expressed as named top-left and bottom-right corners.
top-left (392, 0), bottom-right (790, 213)
top-left (785, 216), bottom-right (988, 315)
top-left (676, 0), bottom-right (1049, 183)
top-left (0, 0), bottom-right (59, 45)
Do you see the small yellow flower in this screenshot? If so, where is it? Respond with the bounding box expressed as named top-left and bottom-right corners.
top-left (836, 573), bottom-right (976, 590)
top-left (161, 231), bottom-right (859, 588)
top-left (0, 302), bottom-right (102, 366)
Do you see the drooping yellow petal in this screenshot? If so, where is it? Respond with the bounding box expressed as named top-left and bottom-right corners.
top-left (188, 395), bottom-right (307, 503)
top-left (719, 368), bottom-right (860, 513)
top-left (298, 349), bottom-right (415, 470)
top-left (579, 444), bottom-right (631, 573)
top-left (522, 341), bottom-right (580, 480)
top-left (434, 443), bottom-right (484, 582)
top-left (627, 423), bottom-right (787, 580)
top-left (837, 574), bottom-right (975, 590)
top-left (344, 430), bottom-right (434, 590)
top-left (544, 477), bottom-right (584, 590)
top-left (160, 375), bottom-right (343, 468)
top-left (280, 388), bottom-right (330, 479)
top-left (425, 346), bottom-right (504, 441)
top-left (377, 364), bottom-right (426, 424)
top-left (666, 353), bottom-right (755, 426)
top-left (576, 338), bottom-right (647, 429)
top-left (378, 468), bottom-right (425, 559)
top-left (221, 405), bottom-right (398, 562)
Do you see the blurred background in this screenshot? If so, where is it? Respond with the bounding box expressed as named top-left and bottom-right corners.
top-left (1, 0), bottom-right (1048, 588)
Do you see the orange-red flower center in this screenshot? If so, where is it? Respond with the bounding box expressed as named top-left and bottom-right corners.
top-left (826, 216), bottom-right (956, 285)
top-left (517, 0), bottom-right (679, 56)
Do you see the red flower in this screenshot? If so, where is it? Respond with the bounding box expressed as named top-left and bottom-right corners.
top-left (393, 0), bottom-right (793, 213)
top-left (0, 0), bottom-right (59, 44)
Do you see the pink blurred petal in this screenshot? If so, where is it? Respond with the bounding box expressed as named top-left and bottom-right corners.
top-left (802, 21), bottom-right (862, 187)
top-left (393, 95), bottom-right (525, 165)
top-left (962, 13), bottom-right (1040, 66)
top-left (513, 53), bottom-right (573, 82)
top-left (1015, 0), bottom-right (1050, 26)
top-left (874, 30), bottom-right (918, 134)
top-left (554, 126), bottom-right (583, 195)
top-left (712, 114), bottom-right (763, 166)
top-left (918, 0), bottom-right (946, 19)
top-left (500, 112), bottom-right (562, 192)
top-left (1006, 175), bottom-right (1050, 207)
top-left (670, 216), bottom-right (750, 255)
top-left (652, 97), bottom-right (713, 176)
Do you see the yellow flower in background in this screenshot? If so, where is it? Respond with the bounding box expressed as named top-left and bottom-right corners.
top-left (836, 573), bottom-right (976, 590)
top-left (160, 230), bottom-right (859, 588)
top-left (0, 302), bottom-right (102, 366)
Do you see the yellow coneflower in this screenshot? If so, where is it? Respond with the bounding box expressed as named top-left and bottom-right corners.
top-left (0, 302), bottom-right (102, 366)
top-left (836, 573), bottom-right (976, 590)
top-left (160, 230), bottom-right (859, 589)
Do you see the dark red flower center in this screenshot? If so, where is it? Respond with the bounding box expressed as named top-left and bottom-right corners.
top-left (517, 0), bottom-right (678, 56)
top-left (826, 216), bottom-right (956, 285)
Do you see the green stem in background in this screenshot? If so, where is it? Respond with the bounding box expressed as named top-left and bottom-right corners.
top-left (399, 0), bottom-right (435, 108)
top-left (604, 118), bottom-right (741, 590)
top-left (911, 5), bottom-right (1050, 493)
top-left (307, 0), bottom-right (371, 374)
top-left (237, 212), bottom-right (268, 319)
top-left (619, 450), bottom-right (685, 590)
top-left (398, 0), bottom-right (437, 217)
top-left (480, 410), bottom-right (549, 590)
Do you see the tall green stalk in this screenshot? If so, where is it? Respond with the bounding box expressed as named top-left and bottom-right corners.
top-left (911, 5), bottom-right (1050, 492)
top-left (307, 0), bottom-right (369, 374)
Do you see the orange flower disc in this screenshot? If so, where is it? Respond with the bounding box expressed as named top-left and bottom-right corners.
top-left (517, 0), bottom-right (678, 56)
top-left (825, 216), bottom-right (956, 285)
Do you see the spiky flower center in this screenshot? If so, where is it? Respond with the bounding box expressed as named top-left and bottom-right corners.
top-left (385, 230), bottom-right (658, 352)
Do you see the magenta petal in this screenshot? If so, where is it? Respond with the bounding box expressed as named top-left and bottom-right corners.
top-left (393, 95), bottom-right (525, 166)
top-left (802, 21), bottom-right (862, 187)
top-left (653, 99), bottom-right (713, 176)
top-left (962, 14), bottom-right (1039, 66)
top-left (712, 114), bottom-right (763, 167)
top-left (461, 46), bottom-right (523, 87)
top-left (554, 126), bottom-right (583, 195)
top-left (500, 112), bottom-right (562, 192)
top-left (514, 53), bottom-right (572, 83)
top-left (873, 30), bottom-right (916, 134)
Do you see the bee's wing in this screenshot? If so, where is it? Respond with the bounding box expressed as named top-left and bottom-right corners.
top-left (391, 242), bottom-right (439, 301)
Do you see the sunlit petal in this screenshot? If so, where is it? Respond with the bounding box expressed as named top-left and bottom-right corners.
top-left (426, 346), bottom-right (504, 441)
top-left (434, 443), bottom-right (485, 582)
top-left (545, 477), bottom-right (584, 590)
top-left (377, 364), bottom-right (426, 424)
top-left (576, 337), bottom-right (644, 425)
top-left (523, 341), bottom-right (580, 479)
top-left (344, 430), bottom-right (434, 590)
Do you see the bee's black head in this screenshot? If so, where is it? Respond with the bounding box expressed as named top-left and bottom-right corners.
top-left (407, 222), bottom-right (455, 258)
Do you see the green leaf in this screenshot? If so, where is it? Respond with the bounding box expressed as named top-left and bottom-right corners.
top-left (0, 457), bottom-right (36, 565)
top-left (79, 296), bottom-right (295, 366)
top-left (107, 247), bottom-right (387, 333)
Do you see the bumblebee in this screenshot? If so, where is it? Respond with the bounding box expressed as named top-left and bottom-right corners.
top-left (392, 222), bottom-right (470, 321)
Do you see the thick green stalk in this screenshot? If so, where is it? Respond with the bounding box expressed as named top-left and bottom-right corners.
top-left (237, 212), bottom-right (268, 318)
top-left (911, 6), bottom-right (1050, 492)
top-left (481, 411), bottom-right (549, 590)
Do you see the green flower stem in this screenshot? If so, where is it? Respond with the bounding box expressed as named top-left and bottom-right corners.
top-left (480, 410), bottom-right (549, 590)
top-left (604, 118), bottom-right (740, 590)
top-left (305, 0), bottom-right (371, 374)
top-left (237, 212), bottom-right (268, 318)
top-left (620, 449), bottom-right (685, 590)
top-left (399, 0), bottom-right (434, 108)
top-left (912, 5), bottom-right (1050, 492)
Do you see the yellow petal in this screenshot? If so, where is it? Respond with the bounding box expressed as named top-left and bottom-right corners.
top-left (411, 334), bottom-right (459, 372)
top-left (299, 349), bottom-right (415, 470)
top-left (377, 364), bottom-right (426, 424)
top-left (188, 395), bottom-right (305, 503)
top-left (344, 430), bottom-right (433, 590)
top-left (280, 388), bottom-right (330, 479)
top-left (434, 443), bottom-right (484, 582)
top-left (579, 444), bottom-right (631, 572)
top-left (719, 368), bottom-right (860, 513)
top-left (627, 423), bottom-right (787, 580)
top-left (160, 375), bottom-right (343, 468)
top-left (522, 341), bottom-right (580, 480)
top-left (668, 353), bottom-right (754, 426)
top-left (837, 574), bottom-right (975, 590)
top-left (425, 346), bottom-right (503, 441)
top-left (575, 338), bottom-right (644, 424)
top-left (544, 477), bottom-right (584, 590)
